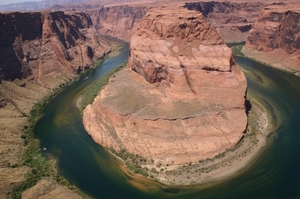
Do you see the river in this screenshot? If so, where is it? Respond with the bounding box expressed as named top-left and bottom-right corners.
top-left (34, 43), bottom-right (300, 199)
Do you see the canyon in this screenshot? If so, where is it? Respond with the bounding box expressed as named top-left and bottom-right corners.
top-left (0, 0), bottom-right (299, 198)
top-left (83, 5), bottom-right (247, 167)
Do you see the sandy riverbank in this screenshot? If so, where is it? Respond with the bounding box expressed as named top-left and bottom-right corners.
top-left (242, 46), bottom-right (300, 76)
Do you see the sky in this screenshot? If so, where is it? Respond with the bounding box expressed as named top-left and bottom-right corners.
top-left (0, 0), bottom-right (44, 5)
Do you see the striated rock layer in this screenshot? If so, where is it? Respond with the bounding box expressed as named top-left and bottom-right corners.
top-left (244, 3), bottom-right (300, 72)
top-left (83, 6), bottom-right (248, 165)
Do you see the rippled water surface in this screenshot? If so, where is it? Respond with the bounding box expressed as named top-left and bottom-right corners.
top-left (34, 44), bottom-right (300, 199)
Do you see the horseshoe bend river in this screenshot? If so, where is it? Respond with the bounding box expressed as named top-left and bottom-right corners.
top-left (34, 43), bottom-right (300, 199)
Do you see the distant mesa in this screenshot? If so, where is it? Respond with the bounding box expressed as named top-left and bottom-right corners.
top-left (83, 5), bottom-right (248, 166)
top-left (0, 0), bottom-right (84, 12)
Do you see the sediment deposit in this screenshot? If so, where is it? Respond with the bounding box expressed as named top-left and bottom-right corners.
top-left (83, 5), bottom-right (247, 167)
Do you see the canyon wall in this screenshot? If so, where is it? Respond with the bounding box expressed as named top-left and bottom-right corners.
top-left (83, 5), bottom-right (247, 166)
top-left (243, 3), bottom-right (300, 72)
top-left (84, 1), bottom-right (266, 42)
top-left (0, 11), bottom-right (111, 82)
top-left (87, 5), bottom-right (148, 41)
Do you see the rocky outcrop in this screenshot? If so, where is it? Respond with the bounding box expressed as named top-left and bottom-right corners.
top-left (83, 5), bottom-right (247, 166)
top-left (0, 11), bottom-right (111, 82)
top-left (243, 3), bottom-right (300, 72)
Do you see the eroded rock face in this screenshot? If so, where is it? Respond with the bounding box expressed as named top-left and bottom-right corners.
top-left (244, 3), bottom-right (300, 71)
top-left (83, 6), bottom-right (247, 165)
top-left (0, 11), bottom-right (111, 82)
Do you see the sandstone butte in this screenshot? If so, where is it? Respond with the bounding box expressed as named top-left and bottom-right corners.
top-left (83, 5), bottom-right (248, 166)
top-left (243, 2), bottom-right (300, 72)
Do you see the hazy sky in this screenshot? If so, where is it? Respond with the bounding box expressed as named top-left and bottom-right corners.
top-left (0, 0), bottom-right (44, 5)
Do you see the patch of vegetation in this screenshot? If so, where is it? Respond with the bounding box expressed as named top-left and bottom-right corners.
top-left (79, 61), bottom-right (128, 111)
top-left (12, 100), bottom-right (52, 198)
top-left (109, 147), bottom-right (150, 177)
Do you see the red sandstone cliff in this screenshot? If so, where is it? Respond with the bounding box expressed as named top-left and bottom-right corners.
top-left (243, 3), bottom-right (300, 72)
top-left (0, 11), bottom-right (111, 82)
top-left (83, 5), bottom-right (247, 166)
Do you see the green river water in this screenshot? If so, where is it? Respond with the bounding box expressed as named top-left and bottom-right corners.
top-left (34, 43), bottom-right (300, 199)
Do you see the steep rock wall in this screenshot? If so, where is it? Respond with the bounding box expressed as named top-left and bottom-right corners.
top-left (83, 5), bottom-right (247, 165)
top-left (87, 5), bottom-right (148, 41)
top-left (0, 11), bottom-right (111, 81)
top-left (244, 3), bottom-right (300, 72)
top-left (184, 1), bottom-right (266, 42)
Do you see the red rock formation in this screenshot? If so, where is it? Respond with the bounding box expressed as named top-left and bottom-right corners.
top-left (83, 5), bottom-right (247, 165)
top-left (244, 3), bottom-right (300, 71)
top-left (0, 11), bottom-right (111, 82)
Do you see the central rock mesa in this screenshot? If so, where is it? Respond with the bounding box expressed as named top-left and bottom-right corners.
top-left (83, 6), bottom-right (247, 165)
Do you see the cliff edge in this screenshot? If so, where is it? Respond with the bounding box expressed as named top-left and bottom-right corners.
top-left (83, 5), bottom-right (247, 167)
